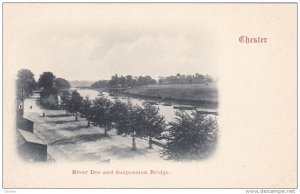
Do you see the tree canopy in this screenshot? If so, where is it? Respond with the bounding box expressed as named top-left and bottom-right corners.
top-left (80, 96), bottom-right (92, 127)
top-left (162, 111), bottom-right (218, 160)
top-left (91, 80), bottom-right (108, 88)
top-left (114, 103), bottom-right (147, 150)
top-left (69, 91), bottom-right (83, 121)
top-left (90, 96), bottom-right (113, 135)
top-left (38, 72), bottom-right (56, 90)
top-left (109, 74), bottom-right (156, 88)
top-left (38, 72), bottom-right (70, 100)
top-left (60, 91), bottom-right (71, 115)
top-left (16, 69), bottom-right (36, 100)
top-left (142, 102), bottom-right (166, 148)
top-left (91, 74), bottom-right (157, 89)
top-left (54, 78), bottom-right (71, 89)
top-left (158, 73), bottom-right (214, 84)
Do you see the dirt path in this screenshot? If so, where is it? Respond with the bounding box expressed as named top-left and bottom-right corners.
top-left (23, 94), bottom-right (163, 163)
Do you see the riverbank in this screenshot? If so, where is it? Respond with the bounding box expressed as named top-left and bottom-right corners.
top-left (121, 83), bottom-right (218, 109)
top-left (23, 93), bottom-right (164, 162)
top-left (91, 83), bottom-right (218, 109)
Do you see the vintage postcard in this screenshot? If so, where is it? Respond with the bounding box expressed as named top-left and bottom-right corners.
top-left (2, 3), bottom-right (297, 189)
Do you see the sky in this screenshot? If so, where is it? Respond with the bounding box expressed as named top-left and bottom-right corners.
top-left (6, 4), bottom-right (218, 82)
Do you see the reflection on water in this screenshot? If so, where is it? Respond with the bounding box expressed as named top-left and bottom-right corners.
top-left (76, 88), bottom-right (216, 122)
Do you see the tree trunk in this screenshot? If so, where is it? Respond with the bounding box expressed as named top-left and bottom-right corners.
top-left (87, 119), bottom-right (90, 127)
top-left (66, 109), bottom-right (68, 115)
top-left (132, 134), bottom-right (137, 151)
top-left (75, 112), bottom-right (78, 121)
top-left (149, 136), bottom-right (153, 149)
top-left (104, 126), bottom-right (108, 136)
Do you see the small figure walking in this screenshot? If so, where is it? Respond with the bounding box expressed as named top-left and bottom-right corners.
top-left (30, 106), bottom-right (32, 110)
top-left (43, 112), bottom-right (45, 117)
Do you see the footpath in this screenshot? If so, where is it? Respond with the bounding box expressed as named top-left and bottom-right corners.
top-left (23, 93), bottom-right (163, 163)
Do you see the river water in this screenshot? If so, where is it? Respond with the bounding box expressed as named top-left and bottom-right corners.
top-left (76, 88), bottom-right (217, 122)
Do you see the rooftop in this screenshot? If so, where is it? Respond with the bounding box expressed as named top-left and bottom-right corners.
top-left (17, 129), bottom-right (46, 145)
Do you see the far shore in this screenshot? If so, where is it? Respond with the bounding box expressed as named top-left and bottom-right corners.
top-left (75, 83), bottom-right (218, 109)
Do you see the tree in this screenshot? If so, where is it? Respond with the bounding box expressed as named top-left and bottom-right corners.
top-left (91, 80), bottom-right (109, 88)
top-left (128, 104), bottom-right (147, 150)
top-left (162, 111), bottom-right (218, 160)
top-left (16, 69), bottom-right (36, 100)
top-left (69, 91), bottom-right (82, 121)
top-left (115, 103), bottom-right (146, 151)
top-left (90, 96), bottom-right (113, 135)
top-left (54, 78), bottom-right (71, 89)
top-left (80, 96), bottom-right (92, 127)
top-left (142, 102), bottom-right (166, 149)
top-left (38, 72), bottom-right (56, 90)
top-left (125, 75), bottom-right (134, 87)
top-left (107, 74), bottom-right (156, 88)
top-left (109, 74), bottom-right (119, 87)
top-left (40, 87), bottom-right (59, 98)
top-left (110, 100), bottom-right (129, 135)
top-left (158, 78), bottom-right (163, 84)
top-left (60, 91), bottom-right (71, 115)
top-left (158, 73), bottom-right (214, 84)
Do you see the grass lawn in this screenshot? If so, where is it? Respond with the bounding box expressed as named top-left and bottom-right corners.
top-left (125, 83), bottom-right (218, 104)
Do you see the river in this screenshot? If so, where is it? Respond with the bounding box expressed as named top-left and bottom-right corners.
top-left (76, 88), bottom-right (217, 122)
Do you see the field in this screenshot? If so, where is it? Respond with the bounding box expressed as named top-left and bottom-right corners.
top-left (124, 83), bottom-right (218, 108)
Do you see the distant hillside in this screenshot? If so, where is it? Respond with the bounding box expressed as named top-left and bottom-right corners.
top-left (69, 80), bottom-right (94, 88)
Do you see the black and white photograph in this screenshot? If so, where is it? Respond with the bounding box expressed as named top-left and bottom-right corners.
top-left (14, 3), bottom-right (219, 163)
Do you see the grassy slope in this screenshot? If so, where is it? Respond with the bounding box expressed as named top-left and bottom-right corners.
top-left (125, 83), bottom-right (218, 104)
